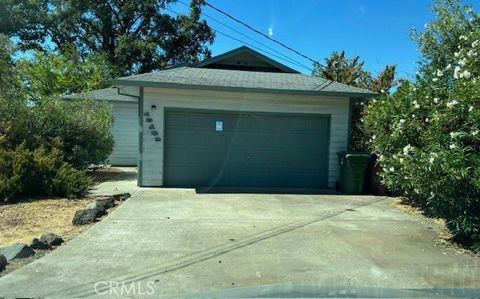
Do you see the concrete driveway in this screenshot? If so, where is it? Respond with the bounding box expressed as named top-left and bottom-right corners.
top-left (0, 189), bottom-right (479, 298)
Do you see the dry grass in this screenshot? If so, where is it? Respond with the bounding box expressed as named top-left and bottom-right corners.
top-left (391, 197), bottom-right (424, 215)
top-left (0, 197), bottom-right (96, 247)
top-left (88, 167), bottom-right (121, 185)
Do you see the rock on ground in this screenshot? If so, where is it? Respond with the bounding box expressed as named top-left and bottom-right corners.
top-left (86, 197), bottom-right (115, 213)
top-left (0, 244), bottom-right (35, 262)
top-left (30, 238), bottom-right (52, 250)
top-left (72, 208), bottom-right (103, 225)
top-left (39, 233), bottom-right (64, 247)
top-left (0, 254), bottom-right (6, 271)
top-left (113, 193), bottom-right (131, 201)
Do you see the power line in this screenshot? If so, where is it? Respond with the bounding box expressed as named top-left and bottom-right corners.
top-left (174, 1), bottom-right (313, 72)
top-left (164, 6), bottom-right (314, 72)
top-left (200, 0), bottom-right (322, 66)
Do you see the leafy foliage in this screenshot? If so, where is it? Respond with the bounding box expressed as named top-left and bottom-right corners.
top-left (0, 144), bottom-right (92, 201)
top-left (313, 50), bottom-right (396, 94)
top-left (363, 0), bottom-right (480, 245)
top-left (1, 0), bottom-right (215, 75)
top-left (0, 36), bottom-right (112, 200)
top-left (18, 48), bottom-right (114, 100)
top-left (0, 35), bottom-right (22, 100)
top-left (312, 51), bottom-right (396, 151)
top-left (0, 96), bottom-right (114, 169)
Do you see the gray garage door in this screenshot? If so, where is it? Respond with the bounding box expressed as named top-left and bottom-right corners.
top-left (164, 109), bottom-right (330, 189)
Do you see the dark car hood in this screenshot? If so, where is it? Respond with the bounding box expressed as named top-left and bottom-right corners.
top-left (184, 285), bottom-right (480, 298)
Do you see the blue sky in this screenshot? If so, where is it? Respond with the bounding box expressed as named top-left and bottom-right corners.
top-left (170, 0), bottom-right (479, 79)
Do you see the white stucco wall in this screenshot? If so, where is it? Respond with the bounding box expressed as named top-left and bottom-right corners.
top-left (140, 87), bottom-right (350, 188)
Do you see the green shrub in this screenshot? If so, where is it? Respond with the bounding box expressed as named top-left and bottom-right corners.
top-left (51, 164), bottom-right (92, 199)
top-left (0, 143), bottom-right (33, 201)
top-left (0, 96), bottom-right (114, 169)
top-left (362, 2), bottom-right (480, 244)
top-left (0, 145), bottom-right (92, 201)
top-left (31, 97), bottom-right (115, 169)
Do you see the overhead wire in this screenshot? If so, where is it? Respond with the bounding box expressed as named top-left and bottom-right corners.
top-left (200, 0), bottom-right (323, 67)
top-left (164, 6), bottom-right (314, 72)
top-left (175, 0), bottom-right (314, 72)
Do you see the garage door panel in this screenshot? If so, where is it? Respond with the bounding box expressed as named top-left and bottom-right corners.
top-left (166, 148), bottom-right (324, 169)
top-left (164, 109), bottom-right (329, 188)
top-left (168, 131), bottom-right (328, 151)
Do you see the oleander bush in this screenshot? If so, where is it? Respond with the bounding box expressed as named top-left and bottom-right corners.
top-left (362, 0), bottom-right (480, 245)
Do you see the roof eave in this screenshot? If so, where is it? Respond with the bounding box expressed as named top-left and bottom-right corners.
top-left (112, 79), bottom-right (377, 98)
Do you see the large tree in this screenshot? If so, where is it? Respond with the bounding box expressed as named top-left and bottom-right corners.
top-left (313, 51), bottom-right (397, 150)
top-left (18, 49), bottom-right (113, 99)
top-left (0, 0), bottom-right (215, 75)
top-left (312, 51), bottom-right (396, 94)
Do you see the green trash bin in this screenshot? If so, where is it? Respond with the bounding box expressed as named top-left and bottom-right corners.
top-left (337, 151), bottom-right (371, 194)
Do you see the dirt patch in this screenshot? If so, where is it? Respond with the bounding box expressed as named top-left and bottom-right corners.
top-left (0, 197), bottom-right (96, 247)
top-left (392, 197), bottom-right (479, 256)
top-left (391, 197), bottom-right (423, 215)
top-left (88, 167), bottom-right (122, 185)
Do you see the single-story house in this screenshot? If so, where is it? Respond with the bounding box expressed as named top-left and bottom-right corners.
top-left (78, 46), bottom-right (376, 190)
top-left (64, 88), bottom-right (139, 166)
top-left (111, 46), bottom-right (375, 189)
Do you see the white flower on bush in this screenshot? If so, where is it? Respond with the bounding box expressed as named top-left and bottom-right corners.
top-left (449, 143), bottom-right (456, 149)
top-left (460, 35), bottom-right (467, 41)
top-left (389, 166), bottom-right (395, 172)
top-left (429, 157), bottom-right (435, 164)
top-left (446, 100), bottom-right (458, 108)
top-left (472, 130), bottom-right (479, 136)
top-left (460, 70), bottom-right (472, 79)
top-left (433, 97), bottom-right (439, 103)
top-left (473, 40), bottom-right (480, 48)
top-left (411, 114), bottom-right (416, 118)
top-left (445, 64), bottom-right (452, 70)
top-left (450, 131), bottom-right (461, 139)
top-left (467, 49), bottom-right (477, 57)
top-left (399, 157), bottom-right (404, 164)
top-left (454, 52), bottom-right (460, 57)
top-left (432, 78), bottom-right (439, 82)
top-left (458, 58), bottom-right (467, 66)
top-left (436, 69), bottom-right (443, 77)
top-left (425, 117), bottom-right (429, 123)
top-left (403, 144), bottom-right (414, 155)
top-left (454, 66), bottom-right (462, 79)
top-left (399, 119), bottom-right (405, 124)
top-left (412, 100), bottom-right (420, 108)
top-left (469, 106), bottom-right (474, 112)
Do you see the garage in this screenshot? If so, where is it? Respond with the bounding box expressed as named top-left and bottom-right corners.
top-left (112, 46), bottom-right (375, 188)
top-left (164, 109), bottom-right (330, 189)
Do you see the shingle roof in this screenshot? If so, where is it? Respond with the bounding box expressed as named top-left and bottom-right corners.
top-left (63, 87), bottom-right (137, 102)
top-left (113, 67), bottom-right (376, 97)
